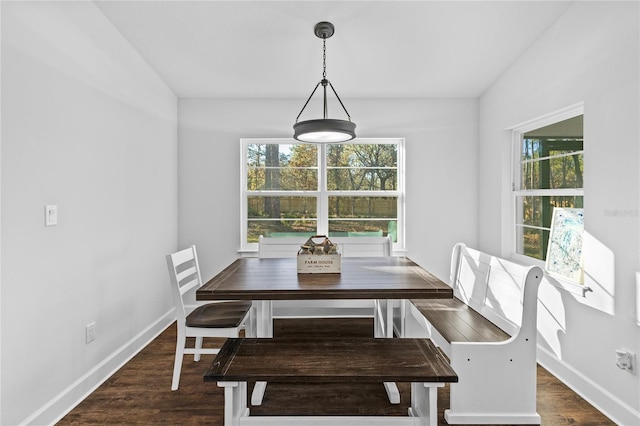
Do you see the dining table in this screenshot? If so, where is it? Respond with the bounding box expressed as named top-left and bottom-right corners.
top-left (196, 255), bottom-right (453, 405)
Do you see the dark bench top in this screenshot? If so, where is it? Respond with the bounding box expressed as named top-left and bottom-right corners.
top-left (410, 298), bottom-right (510, 344)
top-left (204, 337), bottom-right (458, 384)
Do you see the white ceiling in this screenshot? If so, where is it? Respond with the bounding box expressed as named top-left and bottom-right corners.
top-left (95, 0), bottom-right (572, 99)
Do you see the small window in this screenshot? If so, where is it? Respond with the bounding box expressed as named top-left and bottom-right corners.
top-left (241, 139), bottom-right (404, 251)
top-left (512, 111), bottom-right (584, 261)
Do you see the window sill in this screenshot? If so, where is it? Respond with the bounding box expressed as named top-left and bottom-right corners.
top-left (543, 273), bottom-right (591, 297)
top-left (238, 247), bottom-right (407, 258)
top-left (509, 253), bottom-right (591, 297)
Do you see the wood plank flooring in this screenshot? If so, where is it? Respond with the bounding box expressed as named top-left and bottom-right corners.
top-left (57, 318), bottom-right (615, 425)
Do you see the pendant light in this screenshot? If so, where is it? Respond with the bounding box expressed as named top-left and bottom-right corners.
top-left (293, 22), bottom-right (356, 143)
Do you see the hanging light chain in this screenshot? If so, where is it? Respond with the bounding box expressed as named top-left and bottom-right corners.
top-left (322, 38), bottom-right (327, 80)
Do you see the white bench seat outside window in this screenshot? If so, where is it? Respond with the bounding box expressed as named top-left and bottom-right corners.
top-left (258, 235), bottom-right (392, 319)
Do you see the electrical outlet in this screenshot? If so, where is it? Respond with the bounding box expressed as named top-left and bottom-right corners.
top-left (615, 349), bottom-right (635, 374)
top-left (86, 322), bottom-right (96, 344)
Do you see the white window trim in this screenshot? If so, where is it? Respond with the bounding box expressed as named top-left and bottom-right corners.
top-left (506, 103), bottom-right (588, 296)
top-left (239, 138), bottom-right (405, 253)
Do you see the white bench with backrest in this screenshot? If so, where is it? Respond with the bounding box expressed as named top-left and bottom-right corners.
top-left (404, 242), bottom-right (543, 424)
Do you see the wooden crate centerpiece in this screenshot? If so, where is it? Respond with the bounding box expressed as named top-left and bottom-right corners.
top-left (297, 236), bottom-right (341, 274)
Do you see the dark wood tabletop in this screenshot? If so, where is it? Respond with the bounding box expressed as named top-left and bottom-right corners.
top-left (196, 257), bottom-right (453, 301)
top-left (204, 337), bottom-right (458, 384)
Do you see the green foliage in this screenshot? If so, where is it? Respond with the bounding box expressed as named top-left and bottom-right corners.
top-left (327, 144), bottom-right (397, 190)
top-left (520, 138), bottom-right (583, 190)
top-left (245, 142), bottom-right (399, 243)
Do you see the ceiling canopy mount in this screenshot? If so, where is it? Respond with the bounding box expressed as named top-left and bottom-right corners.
top-left (313, 21), bottom-right (335, 39)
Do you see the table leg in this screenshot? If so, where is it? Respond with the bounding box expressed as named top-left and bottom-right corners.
top-left (386, 298), bottom-right (394, 338)
top-left (398, 298), bottom-right (407, 338)
top-left (251, 300), bottom-right (272, 406)
top-left (254, 300), bottom-right (273, 338)
top-left (373, 299), bottom-right (386, 338)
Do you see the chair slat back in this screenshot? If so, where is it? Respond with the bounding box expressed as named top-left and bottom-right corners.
top-left (258, 236), bottom-right (301, 258)
top-left (331, 236), bottom-right (392, 257)
top-left (175, 265), bottom-right (200, 293)
top-left (166, 245), bottom-right (203, 320)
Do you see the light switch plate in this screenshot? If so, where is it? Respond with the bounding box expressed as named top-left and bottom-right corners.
top-left (45, 205), bottom-right (57, 226)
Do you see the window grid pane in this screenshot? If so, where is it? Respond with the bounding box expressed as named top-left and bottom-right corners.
top-left (243, 139), bottom-right (402, 246)
top-left (247, 143), bottom-right (318, 191)
top-left (514, 114), bottom-right (583, 261)
top-left (248, 196), bottom-right (317, 219)
top-left (326, 143), bottom-right (398, 191)
top-left (520, 138), bottom-right (583, 191)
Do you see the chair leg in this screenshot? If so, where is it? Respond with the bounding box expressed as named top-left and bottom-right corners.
top-left (194, 336), bottom-right (203, 362)
top-left (172, 329), bottom-right (186, 391)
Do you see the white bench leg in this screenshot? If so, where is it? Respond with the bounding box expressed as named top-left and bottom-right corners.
top-left (250, 300), bottom-right (273, 406)
top-left (218, 381), bottom-right (440, 425)
top-left (218, 381), bottom-right (250, 426)
top-left (384, 382), bottom-right (401, 404)
top-left (251, 381), bottom-right (268, 406)
top-left (375, 299), bottom-right (400, 404)
top-left (408, 382), bottom-right (443, 426)
top-left (226, 383), bottom-right (441, 425)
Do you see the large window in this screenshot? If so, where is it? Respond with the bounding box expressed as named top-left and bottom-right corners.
top-left (512, 109), bottom-right (583, 261)
top-left (241, 138), bottom-right (404, 251)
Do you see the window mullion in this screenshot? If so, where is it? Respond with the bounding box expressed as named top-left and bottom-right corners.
top-left (521, 150), bottom-right (584, 164)
top-left (327, 190), bottom-right (399, 197)
top-left (317, 144), bottom-right (329, 235)
top-left (513, 188), bottom-right (584, 197)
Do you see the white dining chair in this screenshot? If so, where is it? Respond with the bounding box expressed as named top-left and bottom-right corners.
top-left (166, 245), bottom-right (253, 390)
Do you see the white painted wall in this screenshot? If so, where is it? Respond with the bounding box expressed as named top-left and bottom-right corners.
top-left (1, 2), bottom-right (178, 425)
top-left (178, 98), bottom-right (478, 284)
top-left (478, 2), bottom-right (639, 424)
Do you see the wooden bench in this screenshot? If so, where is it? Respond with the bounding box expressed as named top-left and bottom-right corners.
top-left (404, 243), bottom-right (543, 424)
top-left (205, 337), bottom-right (457, 426)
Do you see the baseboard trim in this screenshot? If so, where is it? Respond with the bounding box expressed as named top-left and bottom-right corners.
top-left (23, 309), bottom-right (175, 426)
top-left (444, 410), bottom-right (540, 424)
top-left (537, 345), bottom-right (640, 425)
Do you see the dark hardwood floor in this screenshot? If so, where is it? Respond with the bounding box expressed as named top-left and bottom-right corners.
top-left (58, 318), bottom-right (615, 425)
